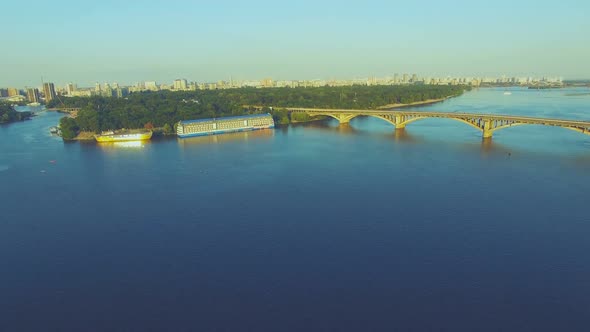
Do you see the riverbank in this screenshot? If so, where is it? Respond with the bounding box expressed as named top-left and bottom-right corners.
top-left (73, 131), bottom-right (95, 141)
top-left (376, 96), bottom-right (453, 110)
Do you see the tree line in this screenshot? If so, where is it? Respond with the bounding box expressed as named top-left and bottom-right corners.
top-left (51, 85), bottom-right (468, 138)
top-left (0, 103), bottom-right (32, 124)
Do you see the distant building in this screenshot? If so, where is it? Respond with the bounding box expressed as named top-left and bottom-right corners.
top-left (173, 79), bottom-right (188, 90)
top-left (69, 89), bottom-right (93, 97)
top-left (7, 87), bottom-right (20, 96)
top-left (42, 83), bottom-right (56, 102)
top-left (261, 78), bottom-right (274, 88)
top-left (145, 81), bottom-right (158, 91)
top-left (95, 82), bottom-right (101, 93)
top-left (66, 83), bottom-right (76, 95)
top-left (0, 88), bottom-right (8, 97)
top-left (27, 88), bottom-right (40, 103)
top-left (101, 83), bottom-right (113, 97)
top-left (115, 87), bottom-right (128, 98)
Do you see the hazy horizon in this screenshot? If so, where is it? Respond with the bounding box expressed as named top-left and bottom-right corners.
top-left (2, 0), bottom-right (589, 87)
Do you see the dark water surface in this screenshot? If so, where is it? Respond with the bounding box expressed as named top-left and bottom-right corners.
top-left (1, 88), bottom-right (590, 331)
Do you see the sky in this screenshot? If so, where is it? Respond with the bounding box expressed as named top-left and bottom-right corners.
top-left (1, 0), bottom-right (589, 87)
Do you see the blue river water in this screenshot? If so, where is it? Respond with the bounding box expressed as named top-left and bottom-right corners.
top-left (1, 87), bottom-right (590, 331)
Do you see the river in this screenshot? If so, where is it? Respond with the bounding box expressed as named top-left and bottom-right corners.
top-left (1, 87), bottom-right (589, 331)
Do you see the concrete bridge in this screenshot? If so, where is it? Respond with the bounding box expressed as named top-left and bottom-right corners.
top-left (276, 107), bottom-right (590, 139)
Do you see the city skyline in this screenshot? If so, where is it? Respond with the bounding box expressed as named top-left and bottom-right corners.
top-left (2, 0), bottom-right (590, 87)
top-left (0, 72), bottom-right (569, 92)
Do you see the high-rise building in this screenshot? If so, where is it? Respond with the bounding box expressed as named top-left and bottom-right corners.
top-left (27, 88), bottom-right (40, 103)
top-left (0, 88), bottom-right (8, 97)
top-left (43, 83), bottom-right (56, 102)
top-left (173, 79), bottom-right (188, 90)
top-left (402, 74), bottom-right (409, 83)
top-left (7, 88), bottom-right (20, 96)
top-left (101, 83), bottom-right (113, 97)
top-left (66, 83), bottom-right (76, 95)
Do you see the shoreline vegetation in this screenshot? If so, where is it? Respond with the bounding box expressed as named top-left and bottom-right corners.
top-left (376, 97), bottom-right (451, 110)
top-left (47, 85), bottom-right (469, 141)
top-left (0, 103), bottom-right (33, 124)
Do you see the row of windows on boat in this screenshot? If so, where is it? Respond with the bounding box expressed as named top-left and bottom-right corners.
top-left (182, 119), bottom-right (273, 132)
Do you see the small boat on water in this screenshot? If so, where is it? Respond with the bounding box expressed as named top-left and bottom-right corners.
top-left (95, 130), bottom-right (153, 143)
top-left (27, 102), bottom-right (41, 107)
top-left (49, 126), bottom-right (61, 136)
top-left (503, 91), bottom-right (512, 95)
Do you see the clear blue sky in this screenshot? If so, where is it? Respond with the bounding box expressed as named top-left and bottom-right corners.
top-left (2, 0), bottom-right (589, 87)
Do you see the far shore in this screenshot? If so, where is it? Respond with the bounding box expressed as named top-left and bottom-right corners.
top-left (376, 97), bottom-right (452, 110)
top-left (67, 95), bottom-right (459, 141)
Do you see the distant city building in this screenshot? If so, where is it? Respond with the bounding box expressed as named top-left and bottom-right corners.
top-left (261, 78), bottom-right (274, 88)
top-left (173, 79), bottom-right (188, 90)
top-left (68, 89), bottom-right (93, 97)
top-left (95, 82), bottom-right (101, 92)
top-left (42, 83), bottom-right (56, 102)
top-left (0, 88), bottom-right (8, 97)
top-left (26, 88), bottom-right (40, 103)
top-left (7, 87), bottom-right (20, 96)
top-left (115, 87), bottom-right (128, 98)
top-left (101, 83), bottom-right (113, 97)
top-left (66, 83), bottom-right (76, 95)
top-left (145, 81), bottom-right (158, 91)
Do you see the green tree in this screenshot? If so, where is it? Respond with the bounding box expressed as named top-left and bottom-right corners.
top-left (59, 117), bottom-right (79, 140)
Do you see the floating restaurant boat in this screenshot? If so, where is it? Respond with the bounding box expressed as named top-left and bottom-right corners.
top-left (176, 113), bottom-right (274, 138)
top-left (95, 130), bottom-right (153, 142)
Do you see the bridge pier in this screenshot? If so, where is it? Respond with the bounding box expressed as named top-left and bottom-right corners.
top-left (394, 115), bottom-right (406, 129)
top-left (482, 119), bottom-right (493, 139)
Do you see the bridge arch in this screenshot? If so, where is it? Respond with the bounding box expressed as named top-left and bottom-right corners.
top-left (367, 114), bottom-right (397, 127)
top-left (370, 114), bottom-right (486, 133)
top-left (288, 108), bottom-right (590, 139)
top-left (488, 122), bottom-right (590, 137)
top-left (311, 112), bottom-right (359, 124)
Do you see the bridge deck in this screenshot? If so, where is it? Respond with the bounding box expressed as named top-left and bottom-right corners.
top-left (281, 107), bottom-right (590, 127)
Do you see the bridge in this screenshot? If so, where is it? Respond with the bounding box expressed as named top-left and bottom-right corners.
top-left (273, 107), bottom-right (590, 139)
top-left (47, 107), bottom-right (81, 118)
